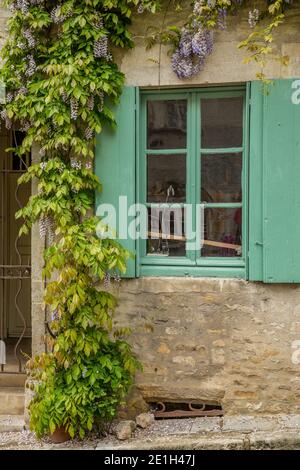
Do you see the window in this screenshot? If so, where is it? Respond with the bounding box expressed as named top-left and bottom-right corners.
top-left (139, 88), bottom-right (247, 277)
top-left (96, 81), bottom-right (300, 282)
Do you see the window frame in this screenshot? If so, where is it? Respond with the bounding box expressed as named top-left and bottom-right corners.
top-left (137, 85), bottom-right (250, 278)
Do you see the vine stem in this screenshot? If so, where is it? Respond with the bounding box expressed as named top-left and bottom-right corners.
top-left (158, 0), bottom-right (172, 87)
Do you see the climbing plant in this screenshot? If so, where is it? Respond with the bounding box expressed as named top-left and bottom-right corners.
top-left (0, 0), bottom-right (296, 439)
top-left (0, 0), bottom-right (161, 439)
top-left (144, 0), bottom-right (294, 80)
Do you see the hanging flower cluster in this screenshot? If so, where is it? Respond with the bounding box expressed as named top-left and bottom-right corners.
top-left (172, 26), bottom-right (213, 79)
top-left (149, 0), bottom-right (293, 80)
top-left (248, 8), bottom-right (260, 28)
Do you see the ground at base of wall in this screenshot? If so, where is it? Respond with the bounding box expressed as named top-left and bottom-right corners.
top-left (2, 415), bottom-right (300, 450)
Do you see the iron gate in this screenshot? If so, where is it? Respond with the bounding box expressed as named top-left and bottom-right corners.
top-left (0, 130), bottom-right (32, 373)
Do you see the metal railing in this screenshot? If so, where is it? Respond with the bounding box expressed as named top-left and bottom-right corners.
top-left (0, 130), bottom-right (31, 373)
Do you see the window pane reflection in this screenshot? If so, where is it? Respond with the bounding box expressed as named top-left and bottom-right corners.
top-left (202, 208), bottom-right (242, 257)
top-left (147, 154), bottom-right (186, 203)
top-left (201, 98), bottom-right (243, 148)
top-left (147, 207), bottom-right (186, 257)
top-left (147, 100), bottom-right (187, 149)
top-left (201, 153), bottom-right (242, 203)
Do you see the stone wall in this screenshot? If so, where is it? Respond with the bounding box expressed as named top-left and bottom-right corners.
top-left (0, 7), bottom-right (9, 50)
top-left (116, 3), bottom-right (300, 86)
top-left (115, 278), bottom-right (300, 415)
top-left (112, 4), bottom-right (300, 416)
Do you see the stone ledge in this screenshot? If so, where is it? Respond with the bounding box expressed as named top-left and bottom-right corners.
top-left (0, 415), bottom-right (25, 433)
top-left (95, 414), bottom-right (300, 450)
top-left (1, 415), bottom-right (300, 449)
top-left (136, 382), bottom-right (225, 403)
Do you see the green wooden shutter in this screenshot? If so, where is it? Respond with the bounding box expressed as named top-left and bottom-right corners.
top-left (248, 81), bottom-right (264, 281)
top-left (95, 86), bottom-right (137, 278)
top-left (249, 79), bottom-right (300, 282)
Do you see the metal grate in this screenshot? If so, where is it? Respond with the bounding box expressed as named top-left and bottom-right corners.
top-left (149, 401), bottom-right (223, 419)
top-left (0, 130), bottom-right (32, 373)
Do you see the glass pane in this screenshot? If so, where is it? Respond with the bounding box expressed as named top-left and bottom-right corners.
top-left (201, 97), bottom-right (243, 148)
top-left (147, 100), bottom-right (187, 149)
top-left (201, 153), bottom-right (242, 203)
top-left (147, 154), bottom-right (186, 203)
top-left (202, 208), bottom-right (242, 257)
top-left (147, 207), bottom-right (186, 257)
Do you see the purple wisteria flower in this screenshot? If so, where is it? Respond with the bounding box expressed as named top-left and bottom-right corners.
top-left (87, 95), bottom-right (94, 111)
top-left (70, 98), bottom-right (78, 120)
top-left (25, 55), bottom-right (36, 77)
top-left (93, 15), bottom-right (104, 30)
top-left (0, 109), bottom-right (12, 129)
top-left (51, 5), bottom-right (72, 24)
top-left (23, 29), bottom-right (36, 48)
top-left (193, 1), bottom-right (202, 15)
top-left (51, 310), bottom-right (59, 321)
top-left (179, 29), bottom-right (193, 58)
top-left (192, 29), bottom-right (213, 58)
top-left (248, 9), bottom-right (259, 28)
top-left (207, 0), bottom-right (216, 7)
top-left (217, 8), bottom-right (227, 30)
top-left (93, 36), bottom-right (109, 59)
top-left (84, 127), bottom-right (94, 140)
top-left (172, 25), bottom-right (213, 79)
top-left (104, 272), bottom-right (111, 288)
top-left (171, 51), bottom-right (204, 79)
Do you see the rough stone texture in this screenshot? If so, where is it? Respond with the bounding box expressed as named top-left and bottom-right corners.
top-left (118, 387), bottom-right (149, 420)
top-left (31, 143), bottom-right (46, 357)
top-left (113, 278), bottom-right (300, 415)
top-left (115, 420), bottom-right (136, 441)
top-left (96, 432), bottom-right (300, 451)
top-left (3, 414), bottom-right (300, 449)
top-left (135, 413), bottom-right (155, 429)
top-left (0, 415), bottom-right (25, 433)
top-left (0, 387), bottom-right (25, 415)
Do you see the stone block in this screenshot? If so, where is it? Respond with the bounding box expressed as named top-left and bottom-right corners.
top-left (135, 413), bottom-right (155, 429)
top-left (115, 420), bottom-right (136, 441)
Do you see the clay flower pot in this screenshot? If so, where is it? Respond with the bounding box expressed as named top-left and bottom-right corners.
top-left (49, 426), bottom-right (71, 444)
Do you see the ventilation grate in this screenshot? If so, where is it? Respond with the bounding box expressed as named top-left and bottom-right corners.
top-left (149, 401), bottom-right (223, 419)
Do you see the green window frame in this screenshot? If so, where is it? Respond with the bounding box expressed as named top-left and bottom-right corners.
top-left (96, 80), bottom-right (300, 282)
top-left (137, 86), bottom-right (249, 278)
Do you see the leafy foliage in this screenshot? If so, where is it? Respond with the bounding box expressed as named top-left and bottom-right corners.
top-left (144, 0), bottom-right (294, 81)
top-left (27, 223), bottom-right (139, 438)
top-left (0, 0), bottom-right (158, 439)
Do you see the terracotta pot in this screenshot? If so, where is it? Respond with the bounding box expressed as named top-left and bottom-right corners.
top-left (49, 426), bottom-right (71, 444)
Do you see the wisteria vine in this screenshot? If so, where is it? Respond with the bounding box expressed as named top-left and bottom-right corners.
top-left (0, 0), bottom-right (159, 439)
top-left (0, 0), bottom-right (296, 439)
top-left (144, 0), bottom-right (295, 80)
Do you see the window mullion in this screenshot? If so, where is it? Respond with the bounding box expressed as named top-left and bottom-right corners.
top-left (195, 92), bottom-right (201, 262)
top-left (186, 92), bottom-right (198, 263)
